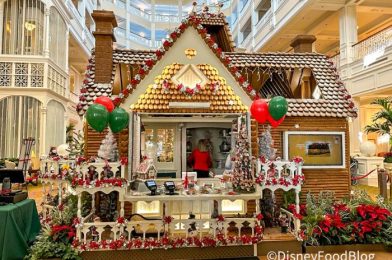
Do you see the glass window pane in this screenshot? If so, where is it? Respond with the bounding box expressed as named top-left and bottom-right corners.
top-left (156, 129), bottom-right (174, 162)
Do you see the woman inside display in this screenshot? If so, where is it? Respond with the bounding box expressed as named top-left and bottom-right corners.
top-left (187, 139), bottom-right (212, 178)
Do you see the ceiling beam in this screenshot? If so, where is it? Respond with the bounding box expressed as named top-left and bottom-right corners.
top-left (305, 11), bottom-right (338, 35)
top-left (357, 5), bottom-right (392, 14)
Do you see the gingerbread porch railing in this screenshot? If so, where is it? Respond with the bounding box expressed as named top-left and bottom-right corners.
top-left (255, 159), bottom-right (304, 234)
top-left (76, 217), bottom-right (259, 245)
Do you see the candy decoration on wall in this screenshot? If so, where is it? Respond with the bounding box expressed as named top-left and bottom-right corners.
top-left (109, 107), bottom-right (129, 133)
top-left (250, 99), bottom-right (268, 123)
top-left (95, 96), bottom-right (115, 112)
top-left (268, 96), bottom-right (288, 120)
top-left (86, 104), bottom-right (109, 132)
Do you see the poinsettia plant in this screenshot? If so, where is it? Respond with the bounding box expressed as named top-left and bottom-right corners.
top-left (301, 191), bottom-right (392, 246)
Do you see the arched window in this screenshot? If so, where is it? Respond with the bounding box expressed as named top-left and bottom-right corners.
top-left (0, 96), bottom-right (41, 158)
top-left (46, 100), bottom-right (65, 153)
top-left (49, 7), bottom-right (67, 69)
top-left (2, 0), bottom-right (45, 55)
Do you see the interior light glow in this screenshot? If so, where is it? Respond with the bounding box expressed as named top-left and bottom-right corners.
top-left (377, 134), bottom-right (390, 144)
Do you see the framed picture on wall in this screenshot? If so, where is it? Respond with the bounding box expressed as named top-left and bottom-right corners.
top-left (284, 131), bottom-right (345, 169)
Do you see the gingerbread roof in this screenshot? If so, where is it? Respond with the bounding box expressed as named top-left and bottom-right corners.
top-left (131, 63), bottom-right (247, 113)
top-left (77, 13), bottom-right (356, 118)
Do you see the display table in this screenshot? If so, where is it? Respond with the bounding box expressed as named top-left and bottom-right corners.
top-left (0, 199), bottom-right (41, 260)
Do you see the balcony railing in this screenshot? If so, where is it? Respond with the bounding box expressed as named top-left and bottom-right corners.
top-left (129, 5), bottom-right (152, 21)
top-left (255, 9), bottom-right (273, 32)
top-left (241, 33), bottom-right (252, 49)
top-left (329, 53), bottom-right (340, 70)
top-left (65, 0), bottom-right (94, 51)
top-left (352, 26), bottom-right (392, 62)
top-left (76, 217), bottom-right (259, 246)
top-left (0, 58), bottom-right (68, 97)
top-left (129, 32), bottom-right (152, 47)
top-left (155, 13), bottom-right (180, 23)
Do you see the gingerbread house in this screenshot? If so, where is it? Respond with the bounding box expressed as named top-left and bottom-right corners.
top-left (78, 10), bottom-right (356, 201)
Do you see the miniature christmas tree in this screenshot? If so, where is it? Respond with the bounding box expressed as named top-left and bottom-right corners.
top-left (66, 124), bottom-right (84, 158)
top-left (98, 130), bottom-right (118, 162)
top-left (232, 116), bottom-right (255, 193)
top-left (258, 125), bottom-right (276, 161)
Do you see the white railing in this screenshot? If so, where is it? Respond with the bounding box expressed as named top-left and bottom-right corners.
top-left (66, 0), bottom-right (94, 51)
top-left (275, 0), bottom-right (289, 11)
top-left (0, 58), bottom-right (68, 97)
top-left (255, 9), bottom-right (273, 32)
top-left (77, 217), bottom-right (258, 244)
top-left (129, 32), bottom-right (152, 47)
top-left (78, 162), bottom-right (125, 181)
top-left (115, 27), bottom-right (126, 38)
top-left (40, 159), bottom-right (76, 178)
top-left (241, 33), bottom-right (252, 49)
top-left (256, 159), bottom-right (303, 192)
top-left (352, 26), bottom-right (392, 62)
top-left (280, 208), bottom-right (301, 238)
top-left (329, 53), bottom-right (340, 70)
top-left (129, 5), bottom-right (152, 21)
top-left (154, 14), bottom-right (180, 23)
top-left (0, 60), bottom-right (44, 88)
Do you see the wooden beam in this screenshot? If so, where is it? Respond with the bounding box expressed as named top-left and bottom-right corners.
top-left (357, 5), bottom-right (392, 14)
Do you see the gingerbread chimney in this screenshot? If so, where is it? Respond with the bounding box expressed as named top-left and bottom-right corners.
top-left (91, 10), bottom-right (117, 83)
top-left (290, 35), bottom-right (316, 53)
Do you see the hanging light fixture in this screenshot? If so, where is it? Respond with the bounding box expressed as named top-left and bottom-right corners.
top-left (24, 21), bottom-right (36, 31)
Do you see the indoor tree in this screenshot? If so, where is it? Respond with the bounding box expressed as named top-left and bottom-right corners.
top-left (364, 97), bottom-right (392, 152)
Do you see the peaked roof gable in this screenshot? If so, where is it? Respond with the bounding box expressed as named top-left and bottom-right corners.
top-left (120, 23), bottom-right (254, 110)
top-left (77, 13), bottom-right (357, 118)
top-left (77, 14), bottom-right (256, 116)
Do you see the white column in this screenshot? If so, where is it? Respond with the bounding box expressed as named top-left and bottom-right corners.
top-left (126, 0), bottom-right (131, 49)
top-left (339, 5), bottom-right (358, 67)
top-left (349, 97), bottom-right (361, 154)
top-left (77, 193), bottom-right (82, 218)
top-left (178, 0), bottom-right (182, 19)
top-left (0, 2), bottom-right (4, 54)
top-left (78, 0), bottom-right (86, 20)
top-left (40, 107), bottom-right (47, 155)
top-left (43, 6), bottom-right (51, 58)
top-left (250, 0), bottom-right (256, 51)
top-left (151, 0), bottom-right (156, 47)
top-left (65, 26), bottom-right (70, 74)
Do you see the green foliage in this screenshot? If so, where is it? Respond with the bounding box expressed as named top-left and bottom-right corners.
top-left (364, 97), bottom-right (392, 150)
top-left (302, 190), bottom-right (392, 246)
top-left (25, 227), bottom-right (80, 260)
top-left (384, 157), bottom-right (392, 163)
top-left (65, 123), bottom-right (85, 158)
top-left (282, 190), bottom-right (297, 209)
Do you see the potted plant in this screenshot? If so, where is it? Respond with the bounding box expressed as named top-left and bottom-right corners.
top-left (301, 190), bottom-right (392, 253)
top-left (383, 152), bottom-right (392, 169)
top-left (364, 97), bottom-right (392, 153)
